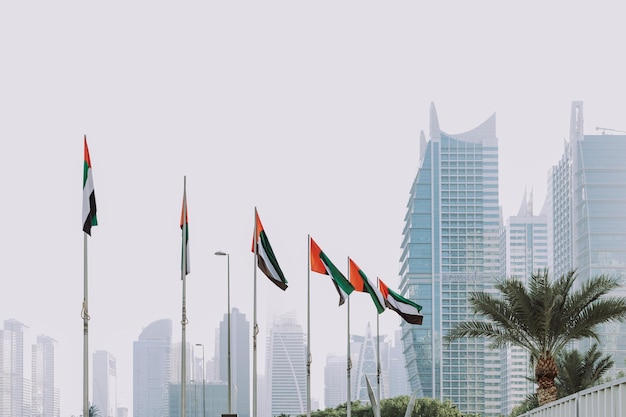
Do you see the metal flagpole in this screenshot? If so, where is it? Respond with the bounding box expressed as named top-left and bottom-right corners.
top-left (376, 312), bottom-right (381, 417)
top-left (253, 207), bottom-right (258, 417)
top-left (181, 176), bottom-right (189, 417)
top-left (347, 258), bottom-right (352, 417)
top-left (307, 235), bottom-right (312, 417)
top-left (82, 233), bottom-right (89, 417)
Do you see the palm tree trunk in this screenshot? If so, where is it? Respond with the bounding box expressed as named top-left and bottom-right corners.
top-left (536, 353), bottom-right (558, 405)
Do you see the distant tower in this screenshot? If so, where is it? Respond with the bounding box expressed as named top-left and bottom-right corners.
top-left (217, 308), bottom-right (250, 417)
top-left (388, 330), bottom-right (410, 398)
top-left (31, 335), bottom-right (59, 417)
top-left (133, 319), bottom-right (172, 417)
top-left (0, 319), bottom-right (29, 417)
top-left (351, 323), bottom-right (387, 403)
top-left (266, 311), bottom-right (306, 416)
top-left (324, 354), bottom-right (346, 409)
top-left (500, 191), bottom-right (548, 414)
top-left (93, 350), bottom-right (117, 417)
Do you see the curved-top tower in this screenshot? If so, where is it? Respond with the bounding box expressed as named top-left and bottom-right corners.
top-left (399, 103), bottom-right (502, 416)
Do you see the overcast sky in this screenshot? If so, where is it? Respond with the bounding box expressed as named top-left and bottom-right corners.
top-left (2, 2), bottom-right (626, 416)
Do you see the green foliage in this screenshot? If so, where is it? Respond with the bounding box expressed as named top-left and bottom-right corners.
top-left (445, 270), bottom-right (626, 363)
top-left (306, 396), bottom-right (467, 417)
top-left (89, 403), bottom-right (100, 417)
top-left (509, 394), bottom-right (538, 417)
top-left (556, 343), bottom-right (613, 397)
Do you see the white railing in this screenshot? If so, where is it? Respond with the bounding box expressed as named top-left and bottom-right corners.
top-left (520, 376), bottom-right (626, 417)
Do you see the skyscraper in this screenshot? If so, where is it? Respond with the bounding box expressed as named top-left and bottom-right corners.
top-left (31, 335), bottom-right (59, 417)
top-left (0, 319), bottom-right (29, 417)
top-left (399, 103), bottom-right (502, 416)
top-left (266, 311), bottom-right (306, 417)
top-left (93, 350), bottom-right (117, 417)
top-left (547, 101), bottom-right (626, 376)
top-left (323, 354), bottom-right (346, 409)
top-left (350, 323), bottom-right (388, 404)
top-left (133, 319), bottom-right (172, 417)
top-left (500, 192), bottom-right (548, 414)
top-left (217, 308), bottom-right (250, 417)
top-left (387, 330), bottom-right (410, 398)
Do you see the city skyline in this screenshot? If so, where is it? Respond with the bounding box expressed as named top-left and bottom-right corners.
top-left (2, 3), bottom-right (626, 416)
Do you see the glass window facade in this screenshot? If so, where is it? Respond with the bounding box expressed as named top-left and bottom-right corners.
top-left (400, 104), bottom-right (502, 416)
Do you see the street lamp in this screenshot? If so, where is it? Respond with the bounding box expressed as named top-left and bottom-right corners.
top-left (215, 250), bottom-right (232, 414)
top-left (195, 343), bottom-right (206, 417)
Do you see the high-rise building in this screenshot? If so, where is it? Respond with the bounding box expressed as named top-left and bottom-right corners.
top-left (168, 382), bottom-right (228, 417)
top-left (500, 191), bottom-right (548, 414)
top-left (31, 335), bottom-right (59, 417)
top-left (133, 319), bottom-right (172, 417)
top-left (266, 311), bottom-right (306, 417)
top-left (387, 330), bottom-right (410, 398)
top-left (216, 308), bottom-right (250, 417)
top-left (350, 323), bottom-right (388, 404)
top-left (324, 354), bottom-right (346, 409)
top-left (547, 101), bottom-right (626, 376)
top-left (93, 350), bottom-right (117, 417)
top-left (399, 103), bottom-right (502, 416)
top-left (0, 319), bottom-right (30, 417)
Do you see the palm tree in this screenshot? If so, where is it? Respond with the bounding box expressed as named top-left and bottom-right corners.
top-left (89, 403), bottom-right (100, 417)
top-left (445, 269), bottom-right (626, 406)
top-left (556, 343), bottom-right (613, 396)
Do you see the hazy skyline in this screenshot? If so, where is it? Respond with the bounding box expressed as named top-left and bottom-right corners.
top-left (2, 2), bottom-right (626, 416)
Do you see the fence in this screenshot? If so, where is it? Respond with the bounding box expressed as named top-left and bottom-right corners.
top-left (520, 376), bottom-right (626, 417)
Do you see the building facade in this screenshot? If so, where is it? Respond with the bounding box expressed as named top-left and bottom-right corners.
top-left (31, 335), bottom-right (59, 417)
top-left (217, 308), bottom-right (250, 417)
top-left (133, 319), bottom-right (172, 417)
top-left (500, 192), bottom-right (548, 414)
top-left (399, 103), bottom-right (502, 416)
top-left (93, 350), bottom-right (117, 417)
top-left (265, 311), bottom-right (306, 417)
top-left (547, 101), bottom-right (626, 377)
top-left (0, 319), bottom-right (30, 417)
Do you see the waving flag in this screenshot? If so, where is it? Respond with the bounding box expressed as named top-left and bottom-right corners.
top-left (252, 209), bottom-right (287, 290)
top-left (82, 136), bottom-right (98, 235)
top-left (310, 237), bottom-right (354, 306)
top-left (379, 278), bottom-right (423, 325)
top-left (348, 258), bottom-right (385, 314)
top-left (180, 182), bottom-right (190, 276)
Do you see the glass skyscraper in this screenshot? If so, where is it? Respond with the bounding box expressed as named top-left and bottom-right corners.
top-left (217, 308), bottom-right (250, 417)
top-left (399, 103), bottom-right (502, 416)
top-left (133, 319), bottom-right (172, 417)
top-left (31, 335), bottom-right (59, 417)
top-left (265, 311), bottom-right (306, 417)
top-left (548, 101), bottom-right (626, 377)
top-left (500, 192), bottom-right (548, 414)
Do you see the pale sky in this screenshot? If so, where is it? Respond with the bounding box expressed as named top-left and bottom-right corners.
top-left (2, 2), bottom-right (626, 416)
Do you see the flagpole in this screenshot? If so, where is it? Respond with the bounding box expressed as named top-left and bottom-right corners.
top-left (82, 233), bottom-right (89, 417)
top-left (376, 311), bottom-right (381, 417)
top-left (253, 207), bottom-right (258, 417)
top-left (181, 176), bottom-right (188, 417)
top-left (307, 235), bottom-right (311, 417)
top-left (347, 258), bottom-right (352, 417)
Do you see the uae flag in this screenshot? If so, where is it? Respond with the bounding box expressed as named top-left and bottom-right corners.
top-left (348, 258), bottom-right (385, 314)
top-left (180, 186), bottom-right (190, 276)
top-left (379, 278), bottom-right (423, 325)
top-left (82, 136), bottom-right (98, 235)
top-left (251, 209), bottom-right (287, 290)
top-left (310, 237), bottom-right (354, 306)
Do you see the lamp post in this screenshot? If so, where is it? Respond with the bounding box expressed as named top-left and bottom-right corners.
top-left (196, 343), bottom-right (206, 417)
top-left (215, 250), bottom-right (232, 414)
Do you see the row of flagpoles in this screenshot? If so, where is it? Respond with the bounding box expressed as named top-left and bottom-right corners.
top-left (82, 137), bottom-right (423, 417)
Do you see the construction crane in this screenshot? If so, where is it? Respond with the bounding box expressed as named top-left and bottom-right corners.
top-left (596, 126), bottom-right (626, 135)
